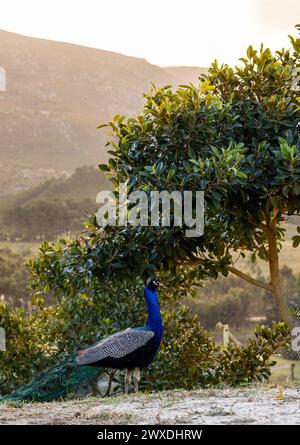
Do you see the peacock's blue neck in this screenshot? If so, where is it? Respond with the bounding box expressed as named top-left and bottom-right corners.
top-left (144, 287), bottom-right (163, 340)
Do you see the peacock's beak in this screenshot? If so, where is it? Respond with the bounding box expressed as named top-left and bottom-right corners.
top-left (157, 282), bottom-right (167, 289)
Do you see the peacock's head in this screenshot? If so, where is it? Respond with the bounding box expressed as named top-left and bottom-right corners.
top-left (144, 276), bottom-right (160, 292)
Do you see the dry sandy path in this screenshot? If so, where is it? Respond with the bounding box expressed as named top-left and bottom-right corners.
top-left (1, 387), bottom-right (300, 425)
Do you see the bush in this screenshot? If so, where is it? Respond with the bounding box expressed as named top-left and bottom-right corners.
top-left (144, 306), bottom-right (217, 390)
top-left (214, 322), bottom-right (291, 385)
top-left (0, 279), bottom-right (291, 397)
top-left (0, 280), bottom-right (146, 395)
top-left (144, 308), bottom-right (291, 391)
top-left (0, 301), bottom-right (60, 395)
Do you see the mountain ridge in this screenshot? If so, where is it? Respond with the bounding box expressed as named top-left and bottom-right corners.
top-left (0, 29), bottom-right (207, 195)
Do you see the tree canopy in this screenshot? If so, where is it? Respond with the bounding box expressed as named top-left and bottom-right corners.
top-left (29, 26), bottom-right (300, 327)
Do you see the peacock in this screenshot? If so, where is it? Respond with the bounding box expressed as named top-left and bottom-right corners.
top-left (3, 277), bottom-right (162, 402)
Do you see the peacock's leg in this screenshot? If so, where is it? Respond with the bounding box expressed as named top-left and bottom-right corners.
top-left (133, 367), bottom-right (141, 393)
top-left (124, 368), bottom-right (133, 394)
top-left (106, 369), bottom-right (116, 397)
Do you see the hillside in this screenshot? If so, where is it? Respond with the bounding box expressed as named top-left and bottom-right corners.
top-left (0, 166), bottom-right (110, 211)
top-left (0, 29), bottom-right (206, 196)
top-left (0, 166), bottom-right (110, 241)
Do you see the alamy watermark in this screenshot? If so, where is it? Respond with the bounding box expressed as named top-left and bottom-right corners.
top-left (292, 327), bottom-right (300, 352)
top-left (0, 327), bottom-right (6, 351)
top-left (292, 67), bottom-right (300, 92)
top-left (0, 67), bottom-right (6, 92)
top-left (96, 184), bottom-right (204, 237)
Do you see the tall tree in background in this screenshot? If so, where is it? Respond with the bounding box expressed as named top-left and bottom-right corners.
top-left (29, 27), bottom-right (300, 328)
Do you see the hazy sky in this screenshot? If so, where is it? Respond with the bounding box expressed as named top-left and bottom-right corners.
top-left (0, 0), bottom-right (299, 66)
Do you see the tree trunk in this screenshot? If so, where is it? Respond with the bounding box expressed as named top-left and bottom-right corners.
top-left (264, 224), bottom-right (294, 329)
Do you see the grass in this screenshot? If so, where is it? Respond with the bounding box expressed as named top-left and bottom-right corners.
top-left (270, 355), bottom-right (300, 384)
top-left (0, 241), bottom-right (41, 257)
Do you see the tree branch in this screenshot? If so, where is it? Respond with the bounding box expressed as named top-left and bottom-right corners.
top-left (179, 258), bottom-right (272, 292)
top-left (227, 266), bottom-right (272, 292)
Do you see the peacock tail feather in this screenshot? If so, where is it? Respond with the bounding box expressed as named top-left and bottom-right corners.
top-left (2, 353), bottom-right (103, 403)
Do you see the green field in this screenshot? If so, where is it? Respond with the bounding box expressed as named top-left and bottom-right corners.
top-left (270, 355), bottom-right (300, 384)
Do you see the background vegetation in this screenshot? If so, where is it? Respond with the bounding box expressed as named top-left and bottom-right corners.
top-left (0, 166), bottom-right (110, 241)
top-left (1, 28), bottom-right (300, 398)
top-left (0, 279), bottom-right (290, 396)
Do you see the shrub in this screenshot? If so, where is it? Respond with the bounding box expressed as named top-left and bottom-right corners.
top-left (0, 280), bottom-right (146, 395)
top-left (144, 306), bottom-right (218, 390)
top-left (0, 301), bottom-right (60, 395)
top-left (214, 322), bottom-right (291, 385)
top-left (144, 309), bottom-right (291, 391)
top-left (0, 283), bottom-right (291, 397)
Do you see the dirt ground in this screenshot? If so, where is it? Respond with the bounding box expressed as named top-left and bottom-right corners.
top-left (1, 386), bottom-right (300, 425)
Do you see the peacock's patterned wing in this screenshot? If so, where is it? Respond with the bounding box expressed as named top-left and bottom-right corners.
top-left (75, 328), bottom-right (154, 365)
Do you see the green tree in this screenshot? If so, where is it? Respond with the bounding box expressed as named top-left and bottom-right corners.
top-left (29, 27), bottom-right (300, 328)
